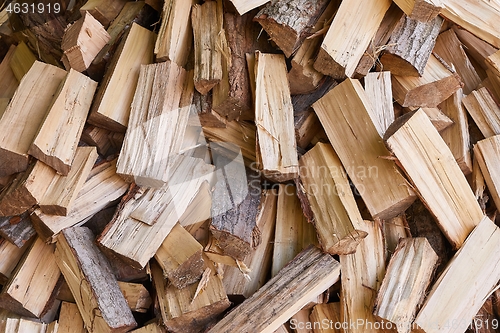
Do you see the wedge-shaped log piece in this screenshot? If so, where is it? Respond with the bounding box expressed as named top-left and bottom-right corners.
top-left (364, 71), bottom-right (395, 137)
top-left (0, 237), bottom-right (60, 318)
top-left (383, 215), bottom-right (409, 257)
top-left (299, 143), bottom-right (367, 255)
top-left (117, 282), bottom-right (152, 313)
top-left (312, 78), bottom-right (416, 220)
top-left (80, 0), bottom-right (127, 27)
top-left (31, 160), bottom-right (128, 242)
top-left (392, 0), bottom-right (441, 22)
top-left (339, 220), bottom-right (387, 333)
top-left (116, 61), bottom-right (193, 188)
top-left (453, 26), bottom-right (498, 72)
top-left (433, 29), bottom-right (481, 95)
top-left (392, 54), bottom-right (462, 108)
top-left (55, 227), bottom-right (137, 332)
top-left (154, 223), bottom-right (204, 289)
top-left (0, 237), bottom-right (31, 285)
top-left (254, 0), bottom-right (330, 58)
top-left (191, 0), bottom-right (224, 95)
top-left (440, 0), bottom-right (500, 49)
top-left (99, 156), bottom-right (214, 268)
top-left (210, 152), bottom-right (261, 261)
top-left (203, 121), bottom-right (256, 163)
top-left (385, 109), bottom-right (483, 249)
top-left (419, 107), bottom-right (453, 132)
top-left (208, 246), bottom-right (340, 333)
top-left (439, 90), bottom-right (472, 175)
top-left (151, 262), bottom-right (230, 333)
top-left (0, 212), bottom-right (36, 248)
top-left (61, 12), bottom-right (111, 72)
top-left (0, 61), bottom-right (66, 177)
top-left (29, 71), bottom-right (97, 175)
top-left (154, 0), bottom-right (195, 66)
top-left (255, 52), bottom-right (298, 182)
top-left (38, 147), bottom-right (98, 216)
top-left (474, 135), bottom-right (500, 212)
top-left (380, 15), bottom-right (442, 77)
top-left (58, 302), bottom-right (86, 333)
top-left (88, 23), bottom-right (155, 132)
top-left (272, 184), bottom-right (318, 277)
top-left (310, 303), bottom-right (341, 333)
top-left (230, 0), bottom-right (269, 15)
top-left (313, 0), bottom-right (391, 79)
top-left (462, 87), bottom-right (500, 139)
top-left (374, 238), bottom-right (438, 333)
top-left (223, 189), bottom-right (277, 298)
top-left (415, 216), bottom-right (500, 333)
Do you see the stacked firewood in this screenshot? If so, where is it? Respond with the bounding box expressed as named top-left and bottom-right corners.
top-left (1, 0), bottom-right (500, 332)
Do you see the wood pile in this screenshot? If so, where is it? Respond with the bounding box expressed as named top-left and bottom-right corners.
top-left (2, 0), bottom-right (500, 332)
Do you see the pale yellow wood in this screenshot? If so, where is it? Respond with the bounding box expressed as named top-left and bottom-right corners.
top-left (453, 25), bottom-right (497, 72)
top-left (117, 282), bottom-right (152, 313)
top-left (290, 309), bottom-right (312, 333)
top-left (439, 89), bottom-right (472, 175)
top-left (415, 216), bottom-right (500, 333)
top-left (57, 302), bottom-right (86, 333)
top-left (474, 135), bottom-right (500, 211)
top-left (339, 220), bottom-right (386, 333)
top-left (364, 72), bottom-right (395, 138)
top-left (312, 78), bottom-right (416, 220)
top-left (99, 156), bottom-right (214, 268)
top-left (392, 0), bottom-right (441, 21)
top-left (0, 237), bottom-right (60, 318)
top-left (0, 238), bottom-right (30, 284)
top-left (179, 181), bottom-right (212, 232)
top-left (203, 121), bottom-right (256, 163)
top-left (314, 0), bottom-right (391, 79)
top-left (230, 0), bottom-right (269, 15)
top-left (299, 143), bottom-right (367, 255)
top-left (383, 215), bottom-right (409, 257)
top-left (80, 0), bottom-right (127, 27)
top-left (0, 61), bottom-right (66, 177)
top-left (29, 70), bottom-right (97, 175)
top-left (420, 107), bottom-right (453, 132)
top-left (16, 319), bottom-right (48, 333)
top-left (88, 23), bottom-right (156, 132)
top-left (386, 109), bottom-right (483, 249)
top-left (272, 184), bottom-right (318, 277)
top-left (462, 87), bottom-right (500, 138)
top-left (309, 303), bottom-right (341, 333)
top-left (255, 52), bottom-right (298, 182)
top-left (117, 61), bottom-right (193, 188)
top-left (9, 42), bottom-right (36, 82)
top-left (31, 160), bottom-right (128, 242)
top-left (130, 323), bottom-right (166, 333)
top-left (374, 238), bottom-right (438, 333)
top-left (223, 189), bottom-right (277, 298)
top-left (207, 246), bottom-right (341, 333)
top-left (154, 0), bottom-right (195, 66)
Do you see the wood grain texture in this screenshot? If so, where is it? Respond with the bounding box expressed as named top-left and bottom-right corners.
top-left (0, 237), bottom-right (31, 285)
top-left (80, 0), bottom-right (128, 27)
top-left (474, 135), bottom-right (500, 212)
top-left (230, 0), bottom-right (269, 15)
top-left (364, 71), bottom-right (395, 137)
top-left (462, 87), bottom-right (500, 138)
top-left (392, 0), bottom-right (442, 22)
top-left (0, 212), bottom-right (36, 248)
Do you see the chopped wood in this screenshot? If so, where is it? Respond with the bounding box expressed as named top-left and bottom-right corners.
top-left (0, 61), bottom-right (66, 177)
top-left (364, 71), bottom-right (395, 137)
top-left (223, 189), bottom-right (277, 298)
top-left (392, 0), bottom-right (441, 22)
top-left (380, 15), bottom-right (442, 77)
top-left (385, 109), bottom-right (483, 249)
top-left (439, 89), bottom-right (472, 175)
top-left (230, 0), bottom-right (269, 15)
top-left (299, 143), bottom-right (367, 255)
top-left (272, 184), bottom-right (318, 277)
top-left (313, 0), bottom-right (391, 79)
top-left (452, 25), bottom-right (497, 72)
top-left (415, 216), bottom-right (500, 333)
top-left (61, 12), bottom-right (111, 72)
top-left (0, 212), bottom-right (36, 248)
top-left (154, 223), bottom-right (204, 289)
top-left (57, 302), bottom-right (86, 333)
top-left (254, 0), bottom-right (330, 58)
top-left (309, 303), bottom-right (341, 333)
top-left (80, 0), bottom-right (128, 27)
top-left (2, 318), bottom-right (51, 333)
top-left (255, 52), bottom-right (298, 182)
top-left (29, 70), bottom-right (97, 175)
top-left (130, 323), bottom-right (166, 333)
top-left (98, 156), bottom-right (214, 268)
top-left (210, 156), bottom-right (261, 261)
top-left (116, 61), bottom-right (193, 188)
top-left (419, 106), bottom-right (454, 132)
top-left (294, 110), bottom-right (324, 150)
top-left (474, 135), bottom-right (500, 211)
top-left (191, 0), bottom-right (224, 95)
top-left (0, 45), bottom-right (19, 104)
top-left (31, 160), bottom-right (128, 242)
top-left (81, 125), bottom-right (112, 156)
top-left (154, 0), bottom-right (195, 66)
top-left (0, 237), bottom-right (60, 318)
top-left (339, 220), bottom-right (386, 333)
top-left (151, 261), bottom-right (230, 333)
top-left (0, 237), bottom-right (31, 285)
top-left (392, 54), bottom-right (463, 108)
top-left (462, 87), bottom-right (500, 138)
top-left (191, 91), bottom-right (226, 128)
top-left (117, 282), bottom-right (152, 313)
top-left (383, 215), bottom-right (409, 257)
top-left (312, 78), bottom-right (416, 220)
top-left (88, 23), bottom-right (156, 132)
top-left (9, 42), bottom-right (36, 82)
top-left (203, 121), bottom-right (256, 163)
top-left (374, 238), bottom-right (438, 333)
top-left (179, 181), bottom-right (212, 231)
top-left (433, 29), bottom-right (482, 95)
top-left (208, 246), bottom-right (340, 333)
